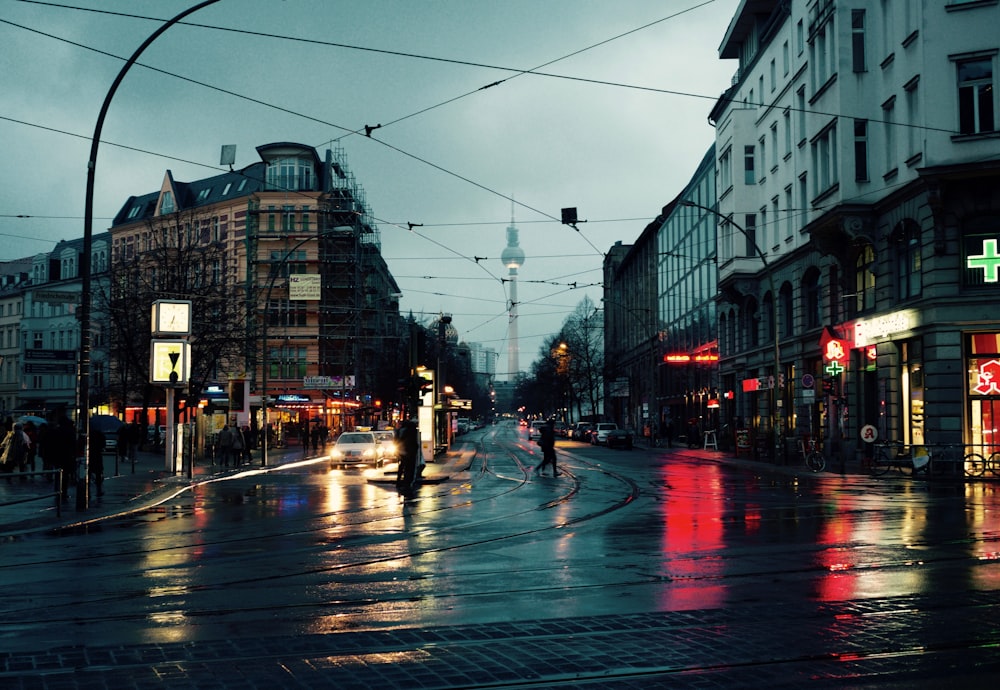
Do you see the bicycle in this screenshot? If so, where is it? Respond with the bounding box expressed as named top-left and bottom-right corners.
top-left (870, 441), bottom-right (928, 477)
top-left (964, 448), bottom-right (989, 477)
top-left (798, 439), bottom-right (825, 472)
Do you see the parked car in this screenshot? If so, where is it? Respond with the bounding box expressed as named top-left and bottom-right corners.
top-left (553, 421), bottom-right (569, 437)
top-left (571, 422), bottom-right (594, 441)
top-left (329, 431), bottom-right (384, 467)
top-left (605, 427), bottom-right (635, 450)
top-left (591, 422), bottom-right (619, 445)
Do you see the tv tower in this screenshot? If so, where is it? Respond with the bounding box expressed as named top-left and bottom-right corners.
top-left (500, 205), bottom-right (525, 380)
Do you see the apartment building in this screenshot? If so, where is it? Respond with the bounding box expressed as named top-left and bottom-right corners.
top-left (709, 0), bottom-right (1000, 461)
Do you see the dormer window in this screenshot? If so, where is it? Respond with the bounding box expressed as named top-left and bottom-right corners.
top-left (265, 156), bottom-right (314, 191)
top-left (197, 187), bottom-right (211, 202)
top-left (160, 190), bottom-right (174, 214)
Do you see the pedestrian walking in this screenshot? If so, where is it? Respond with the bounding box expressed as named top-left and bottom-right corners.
top-left (217, 424), bottom-right (235, 467)
top-left (533, 419), bottom-right (559, 477)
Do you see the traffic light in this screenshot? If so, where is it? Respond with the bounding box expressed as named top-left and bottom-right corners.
top-left (416, 376), bottom-right (433, 397)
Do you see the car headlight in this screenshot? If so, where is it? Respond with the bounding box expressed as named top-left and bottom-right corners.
top-left (331, 449), bottom-right (344, 459)
top-left (362, 448), bottom-right (375, 458)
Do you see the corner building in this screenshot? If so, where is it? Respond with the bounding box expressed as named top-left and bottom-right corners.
top-left (711, 1), bottom-right (1000, 462)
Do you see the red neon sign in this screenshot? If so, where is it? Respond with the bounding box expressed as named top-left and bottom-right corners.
top-left (663, 353), bottom-right (719, 363)
top-left (824, 339), bottom-right (847, 362)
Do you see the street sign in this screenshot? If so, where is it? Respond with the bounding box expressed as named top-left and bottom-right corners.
top-left (303, 375), bottom-right (334, 389)
top-left (860, 424), bottom-right (878, 443)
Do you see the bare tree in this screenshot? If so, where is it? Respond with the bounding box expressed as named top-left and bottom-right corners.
top-left (102, 209), bottom-right (252, 422)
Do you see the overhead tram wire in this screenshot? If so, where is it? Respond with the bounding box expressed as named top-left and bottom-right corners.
top-left (3, 8), bottom-right (962, 251)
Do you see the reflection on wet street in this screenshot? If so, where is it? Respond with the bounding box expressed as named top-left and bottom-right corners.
top-left (1, 422), bottom-right (998, 687)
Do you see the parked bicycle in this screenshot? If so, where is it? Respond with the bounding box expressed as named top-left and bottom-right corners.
top-left (869, 441), bottom-right (929, 477)
top-left (798, 438), bottom-right (825, 472)
top-left (964, 446), bottom-right (1000, 477)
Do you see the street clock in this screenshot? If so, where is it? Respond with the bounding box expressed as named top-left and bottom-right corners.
top-left (151, 300), bottom-right (192, 336)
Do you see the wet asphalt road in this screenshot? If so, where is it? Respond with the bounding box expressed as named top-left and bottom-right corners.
top-left (1, 421), bottom-right (999, 688)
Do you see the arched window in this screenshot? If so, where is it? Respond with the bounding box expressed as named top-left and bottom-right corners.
top-left (762, 292), bottom-right (775, 343)
top-left (780, 282), bottom-right (794, 337)
top-left (746, 298), bottom-right (760, 347)
top-left (802, 267), bottom-right (822, 329)
top-left (892, 219), bottom-right (921, 300)
top-left (854, 244), bottom-right (876, 313)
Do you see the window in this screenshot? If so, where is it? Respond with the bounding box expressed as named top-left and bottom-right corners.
top-left (811, 122), bottom-right (838, 196)
top-left (797, 19), bottom-right (804, 55)
top-left (770, 59), bottom-right (776, 92)
top-left (160, 190), bottom-right (174, 215)
top-left (892, 219), bottom-right (922, 300)
top-left (744, 145), bottom-right (756, 185)
top-left (780, 283), bottom-right (794, 337)
top-left (746, 299), bottom-right (759, 347)
top-left (797, 86), bottom-right (807, 144)
top-left (905, 78), bottom-right (920, 158)
top-left (719, 147), bottom-right (732, 191)
top-left (855, 244), bottom-right (876, 313)
top-left (222, 182), bottom-right (232, 196)
top-left (803, 269), bottom-right (822, 329)
top-left (882, 97), bottom-right (896, 174)
top-left (282, 205), bottom-right (295, 231)
top-left (782, 41), bottom-right (789, 75)
top-left (771, 198), bottom-right (780, 250)
top-left (743, 214), bottom-right (757, 258)
top-left (759, 136), bottom-right (766, 178)
top-left (851, 10), bottom-right (866, 72)
top-left (770, 123), bottom-right (778, 169)
top-left (784, 186), bottom-right (793, 242)
top-left (854, 119), bottom-right (869, 181)
top-left (957, 57), bottom-right (996, 135)
top-left (265, 156), bottom-right (315, 191)
top-left (196, 187), bottom-right (211, 202)
top-left (783, 110), bottom-right (792, 156)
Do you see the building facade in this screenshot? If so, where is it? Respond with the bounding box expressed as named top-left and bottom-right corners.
top-left (604, 146), bottom-right (719, 439)
top-left (109, 142), bottom-right (403, 435)
top-left (710, 0), bottom-right (1000, 462)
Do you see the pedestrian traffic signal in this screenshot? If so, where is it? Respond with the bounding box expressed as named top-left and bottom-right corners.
top-left (416, 376), bottom-right (433, 396)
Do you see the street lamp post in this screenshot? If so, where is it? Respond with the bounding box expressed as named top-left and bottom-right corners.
top-left (681, 200), bottom-right (783, 459)
top-left (79, 0), bottom-right (221, 510)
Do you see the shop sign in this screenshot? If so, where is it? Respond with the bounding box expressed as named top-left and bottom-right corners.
top-left (853, 309), bottom-right (918, 347)
top-left (967, 238), bottom-right (1000, 282)
top-left (970, 358), bottom-right (1000, 396)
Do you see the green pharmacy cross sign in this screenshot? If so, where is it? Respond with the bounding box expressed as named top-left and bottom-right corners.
top-left (824, 361), bottom-right (845, 376)
top-left (968, 238), bottom-right (1000, 282)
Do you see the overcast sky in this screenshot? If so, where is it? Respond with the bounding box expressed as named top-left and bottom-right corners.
top-left (0, 0), bottom-right (740, 377)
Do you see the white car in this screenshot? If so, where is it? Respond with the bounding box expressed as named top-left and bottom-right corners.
top-left (528, 420), bottom-right (546, 441)
top-left (329, 431), bottom-right (384, 467)
top-left (373, 430), bottom-right (398, 461)
top-left (591, 423), bottom-right (619, 445)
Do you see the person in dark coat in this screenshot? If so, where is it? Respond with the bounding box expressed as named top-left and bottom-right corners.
top-left (395, 420), bottom-right (419, 488)
top-left (88, 425), bottom-right (106, 497)
top-left (533, 419), bottom-right (559, 477)
top-left (40, 408), bottom-right (77, 502)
